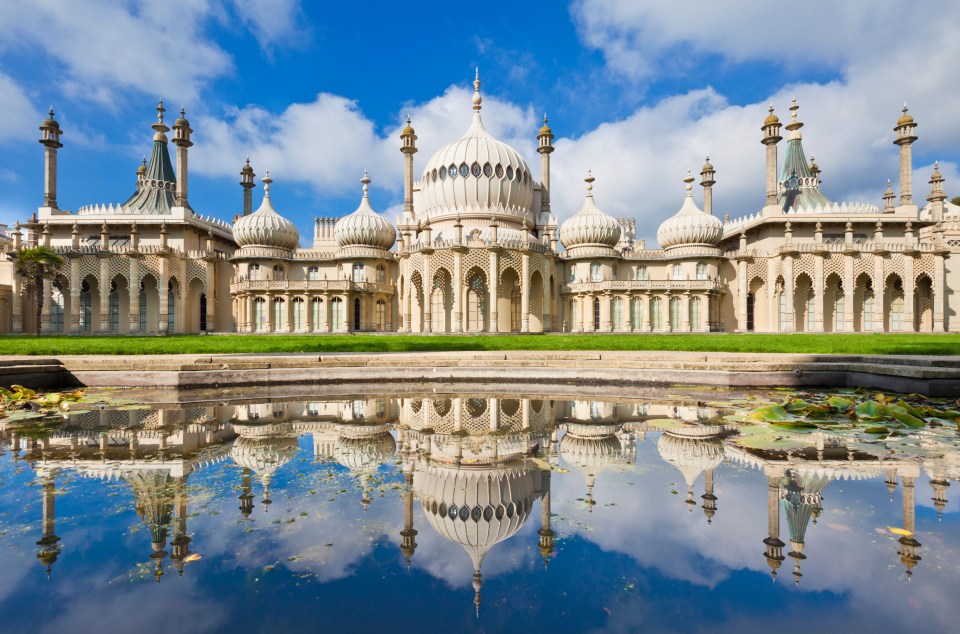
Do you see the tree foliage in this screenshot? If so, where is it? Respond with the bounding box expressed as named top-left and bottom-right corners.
top-left (13, 246), bottom-right (64, 336)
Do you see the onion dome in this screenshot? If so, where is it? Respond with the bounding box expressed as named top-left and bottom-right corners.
top-left (173, 106), bottom-right (189, 129)
top-left (334, 427), bottom-right (397, 471)
top-left (656, 172), bottom-right (723, 251)
top-left (334, 173), bottom-right (397, 250)
top-left (657, 432), bottom-right (723, 507)
top-left (401, 116), bottom-right (415, 137)
top-left (233, 173), bottom-right (299, 250)
top-left (415, 463), bottom-right (540, 570)
top-left (539, 113), bottom-right (552, 137)
top-left (41, 107), bottom-right (61, 130)
top-left (136, 157), bottom-right (147, 177)
top-left (559, 171), bottom-right (621, 252)
top-left (897, 103), bottom-right (915, 126)
top-left (764, 103), bottom-right (779, 126)
top-left (418, 70), bottom-right (535, 218)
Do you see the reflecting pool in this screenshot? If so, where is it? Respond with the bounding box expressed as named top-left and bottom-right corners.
top-left (1, 388), bottom-right (958, 633)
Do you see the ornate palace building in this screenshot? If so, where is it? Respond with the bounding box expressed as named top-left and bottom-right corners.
top-left (1, 73), bottom-right (957, 334)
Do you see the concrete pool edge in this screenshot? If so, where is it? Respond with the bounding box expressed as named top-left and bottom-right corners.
top-left (1, 350), bottom-right (958, 397)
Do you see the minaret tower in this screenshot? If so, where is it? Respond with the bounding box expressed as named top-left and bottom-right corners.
top-left (239, 467), bottom-right (255, 529)
top-left (701, 467), bottom-right (718, 524)
top-left (538, 469), bottom-right (555, 568)
top-left (400, 116), bottom-right (418, 234)
top-left (172, 106), bottom-right (193, 208)
top-left (399, 471), bottom-right (418, 569)
top-left (537, 113), bottom-right (555, 222)
top-left (240, 158), bottom-right (256, 216)
top-left (927, 162), bottom-right (946, 222)
top-left (39, 107), bottom-right (63, 210)
top-left (700, 157), bottom-right (716, 215)
top-left (894, 104), bottom-right (918, 207)
top-left (762, 470), bottom-right (785, 580)
top-left (897, 472), bottom-right (922, 577)
top-left (761, 104), bottom-right (782, 208)
top-left (35, 468), bottom-right (61, 578)
top-left (170, 476), bottom-right (192, 577)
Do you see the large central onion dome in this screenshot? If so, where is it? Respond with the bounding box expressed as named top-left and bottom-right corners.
top-left (657, 172), bottom-right (722, 251)
top-left (559, 172), bottom-right (621, 253)
top-left (233, 173), bottom-right (299, 251)
top-left (418, 71), bottom-right (535, 219)
top-left (334, 173), bottom-right (396, 250)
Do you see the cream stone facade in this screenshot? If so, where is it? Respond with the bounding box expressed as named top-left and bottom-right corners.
top-left (2, 76), bottom-right (957, 335)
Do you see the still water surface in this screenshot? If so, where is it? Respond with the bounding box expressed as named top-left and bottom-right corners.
top-left (1, 387), bottom-right (958, 633)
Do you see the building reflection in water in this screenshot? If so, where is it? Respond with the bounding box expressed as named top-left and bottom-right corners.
top-left (1, 393), bottom-right (957, 603)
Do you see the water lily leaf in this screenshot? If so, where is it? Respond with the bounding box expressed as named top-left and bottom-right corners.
top-left (735, 434), bottom-right (807, 450)
top-left (864, 427), bottom-right (890, 435)
top-left (891, 410), bottom-right (924, 428)
top-left (827, 396), bottom-right (854, 410)
top-left (770, 421), bottom-right (818, 430)
top-left (854, 400), bottom-right (886, 419)
top-left (748, 405), bottom-right (793, 422)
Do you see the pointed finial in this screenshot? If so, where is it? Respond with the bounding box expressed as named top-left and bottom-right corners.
top-left (472, 68), bottom-right (482, 111)
top-left (180, 105), bottom-right (185, 117)
top-left (262, 171), bottom-right (272, 196)
top-left (543, 112), bottom-right (548, 125)
top-left (156, 99), bottom-right (165, 122)
top-left (769, 102), bottom-right (774, 115)
top-left (406, 115), bottom-right (411, 126)
top-left (361, 170), bottom-right (371, 196)
top-left (903, 101), bottom-right (909, 114)
top-left (684, 169), bottom-right (694, 195)
top-left (584, 170), bottom-right (595, 195)
top-left (49, 106), bottom-right (55, 118)
top-left (245, 156), bottom-right (250, 166)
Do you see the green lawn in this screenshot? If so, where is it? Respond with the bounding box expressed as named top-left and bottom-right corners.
top-left (1, 333), bottom-right (959, 356)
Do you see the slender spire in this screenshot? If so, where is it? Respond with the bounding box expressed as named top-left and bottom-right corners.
top-left (584, 170), bottom-right (594, 197)
top-left (785, 97), bottom-right (803, 139)
top-left (684, 169), bottom-right (694, 196)
top-left (262, 171), bottom-right (272, 197)
top-left (362, 170), bottom-right (371, 197)
top-left (472, 67), bottom-right (482, 111)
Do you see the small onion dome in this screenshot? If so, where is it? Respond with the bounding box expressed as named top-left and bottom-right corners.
top-left (559, 171), bottom-right (621, 249)
top-left (656, 172), bottom-right (723, 250)
top-left (764, 103), bottom-right (779, 126)
top-left (233, 172), bottom-right (299, 250)
top-left (241, 157), bottom-right (254, 174)
top-left (334, 173), bottom-right (397, 250)
top-left (897, 103), bottom-right (914, 126)
top-left (701, 157), bottom-right (714, 172)
top-left (657, 432), bottom-right (723, 488)
top-left (401, 116), bottom-right (415, 137)
top-left (137, 157), bottom-right (147, 175)
top-left (334, 430), bottom-right (397, 471)
top-left (173, 106), bottom-right (189, 128)
top-left (539, 113), bottom-right (552, 136)
top-left (41, 107), bottom-right (61, 129)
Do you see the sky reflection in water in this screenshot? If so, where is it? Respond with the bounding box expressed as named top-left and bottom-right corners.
top-left (0, 390), bottom-right (958, 634)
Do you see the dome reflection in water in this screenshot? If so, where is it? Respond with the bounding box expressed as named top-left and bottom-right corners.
top-left (1, 389), bottom-right (958, 633)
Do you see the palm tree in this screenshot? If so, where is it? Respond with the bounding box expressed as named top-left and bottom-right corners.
top-left (13, 246), bottom-right (64, 336)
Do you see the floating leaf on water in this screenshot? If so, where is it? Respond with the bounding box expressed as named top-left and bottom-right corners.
top-left (747, 405), bottom-right (794, 423)
top-left (864, 427), bottom-right (890, 435)
top-left (891, 410), bottom-right (924, 429)
top-left (854, 400), bottom-right (886, 419)
top-left (827, 396), bottom-right (854, 410)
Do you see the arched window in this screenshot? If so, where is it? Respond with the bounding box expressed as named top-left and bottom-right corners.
top-left (352, 262), bottom-right (364, 283)
top-left (630, 297), bottom-right (643, 330)
top-left (590, 262), bottom-right (602, 283)
top-left (376, 264), bottom-right (386, 283)
top-left (254, 297), bottom-right (267, 331)
top-left (696, 263), bottom-right (708, 280)
top-left (568, 267), bottom-right (576, 283)
top-left (834, 284), bottom-right (845, 332)
top-left (746, 293), bottom-right (755, 331)
top-left (636, 266), bottom-right (648, 281)
top-left (273, 297), bottom-right (285, 331)
top-left (862, 288), bottom-right (875, 332)
top-left (167, 280), bottom-right (177, 333)
top-left (612, 297), bottom-right (623, 330)
top-left (307, 266), bottom-right (320, 281)
top-left (669, 296), bottom-right (681, 330)
top-left (139, 283), bottom-right (147, 333)
top-left (110, 282), bottom-right (120, 334)
top-left (311, 297), bottom-right (323, 330)
top-left (466, 275), bottom-right (486, 332)
top-left (80, 280), bottom-right (92, 333)
top-left (890, 280), bottom-right (904, 332)
top-left (671, 264), bottom-right (683, 280)
top-left (353, 298), bottom-right (361, 330)
top-left (331, 297), bottom-right (344, 331)
top-left (593, 297), bottom-right (600, 331)
top-left (690, 296), bottom-right (701, 331)
top-left (375, 299), bottom-right (386, 331)
top-left (650, 297), bottom-right (662, 331)
top-left (50, 283), bottom-right (65, 334)
top-left (249, 263), bottom-right (261, 280)
top-left (805, 291), bottom-right (815, 332)
top-left (272, 264), bottom-right (285, 281)
top-left (292, 297), bottom-right (305, 331)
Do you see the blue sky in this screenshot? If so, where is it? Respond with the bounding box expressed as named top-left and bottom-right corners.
top-left (1, 1), bottom-right (958, 243)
